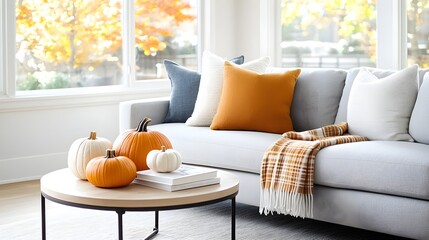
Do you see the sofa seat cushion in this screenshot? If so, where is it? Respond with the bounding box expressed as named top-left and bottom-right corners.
top-left (149, 123), bottom-right (279, 174)
top-left (315, 141), bottom-right (429, 200)
top-left (150, 124), bottom-right (429, 200)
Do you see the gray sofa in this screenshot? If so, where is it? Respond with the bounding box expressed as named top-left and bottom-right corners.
top-left (119, 67), bottom-right (429, 239)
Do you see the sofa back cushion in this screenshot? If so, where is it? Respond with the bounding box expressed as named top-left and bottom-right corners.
top-left (267, 67), bottom-right (347, 131)
top-left (335, 67), bottom-right (429, 124)
top-left (347, 65), bottom-right (418, 141)
top-left (409, 73), bottom-right (429, 144)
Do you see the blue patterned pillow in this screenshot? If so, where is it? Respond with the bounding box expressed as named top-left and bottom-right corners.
top-left (164, 56), bottom-right (244, 123)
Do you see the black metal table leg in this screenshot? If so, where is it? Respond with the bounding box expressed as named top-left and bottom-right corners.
top-left (116, 210), bottom-right (125, 240)
top-left (42, 194), bottom-right (46, 240)
top-left (155, 210), bottom-right (159, 231)
top-left (231, 197), bottom-right (236, 240)
top-left (145, 211), bottom-right (159, 240)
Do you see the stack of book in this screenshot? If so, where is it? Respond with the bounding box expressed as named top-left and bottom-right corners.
top-left (133, 165), bottom-right (219, 192)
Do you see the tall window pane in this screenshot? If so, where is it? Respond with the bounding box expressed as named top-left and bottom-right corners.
top-left (135, 0), bottom-right (197, 80)
top-left (280, 0), bottom-right (376, 69)
top-left (16, 0), bottom-right (123, 91)
top-left (407, 0), bottom-right (429, 68)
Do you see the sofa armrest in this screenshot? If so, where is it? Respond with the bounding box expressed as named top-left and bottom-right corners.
top-left (119, 97), bottom-right (170, 132)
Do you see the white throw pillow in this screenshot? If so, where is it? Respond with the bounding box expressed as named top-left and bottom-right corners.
top-left (186, 51), bottom-right (270, 126)
top-left (347, 65), bottom-right (419, 141)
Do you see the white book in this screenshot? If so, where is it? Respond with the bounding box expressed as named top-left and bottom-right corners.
top-left (133, 177), bottom-right (220, 192)
top-left (136, 165), bottom-right (218, 185)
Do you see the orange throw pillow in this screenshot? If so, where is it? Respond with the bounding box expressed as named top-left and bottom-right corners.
top-left (210, 61), bottom-right (301, 134)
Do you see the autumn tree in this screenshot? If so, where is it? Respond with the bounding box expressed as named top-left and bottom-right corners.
top-left (281, 0), bottom-right (376, 60)
top-left (282, 0), bottom-right (429, 67)
top-left (135, 0), bottom-right (195, 56)
top-left (408, 0), bottom-right (429, 67)
top-left (16, 0), bottom-right (195, 89)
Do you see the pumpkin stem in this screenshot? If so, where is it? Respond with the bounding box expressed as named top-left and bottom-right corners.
top-left (105, 149), bottom-right (116, 158)
top-left (161, 146), bottom-right (166, 152)
top-left (136, 117), bottom-right (152, 132)
top-left (89, 131), bottom-right (97, 140)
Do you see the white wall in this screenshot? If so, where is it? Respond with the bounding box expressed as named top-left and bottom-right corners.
top-left (235, 0), bottom-right (261, 61)
top-left (207, 0), bottom-right (263, 61)
top-left (204, 0), bottom-right (238, 58)
top-left (0, 105), bottom-right (118, 183)
top-left (0, 90), bottom-right (168, 184)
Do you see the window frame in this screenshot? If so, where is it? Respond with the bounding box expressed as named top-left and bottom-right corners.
top-left (260, 0), bottom-right (281, 67)
top-left (0, 1), bottom-right (3, 95)
top-left (377, 0), bottom-right (407, 69)
top-left (0, 0), bottom-right (202, 100)
top-left (1, 0), bottom-right (16, 97)
top-left (263, 0), bottom-right (408, 70)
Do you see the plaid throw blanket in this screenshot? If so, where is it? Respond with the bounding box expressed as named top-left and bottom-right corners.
top-left (259, 122), bottom-right (367, 218)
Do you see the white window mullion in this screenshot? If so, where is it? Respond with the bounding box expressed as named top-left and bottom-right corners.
top-left (397, 0), bottom-right (407, 69)
top-left (197, 0), bottom-right (208, 72)
top-left (122, 0), bottom-right (136, 86)
top-left (0, 1), bottom-right (4, 95)
top-left (260, 0), bottom-right (281, 67)
top-left (2, 0), bottom-right (16, 97)
top-left (377, 0), bottom-right (407, 70)
top-left (199, 0), bottom-right (216, 58)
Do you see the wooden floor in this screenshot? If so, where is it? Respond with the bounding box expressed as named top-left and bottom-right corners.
top-left (0, 180), bottom-right (41, 225)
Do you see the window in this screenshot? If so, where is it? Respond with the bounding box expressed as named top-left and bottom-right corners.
top-left (407, 0), bottom-right (429, 68)
top-left (15, 1), bottom-right (124, 91)
top-left (280, 0), bottom-right (377, 69)
top-left (12, 0), bottom-right (197, 92)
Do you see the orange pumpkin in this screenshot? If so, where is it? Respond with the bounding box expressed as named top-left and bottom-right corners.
top-left (86, 149), bottom-right (137, 188)
top-left (113, 117), bottom-right (173, 171)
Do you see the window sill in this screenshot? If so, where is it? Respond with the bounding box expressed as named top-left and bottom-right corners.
top-left (0, 79), bottom-right (171, 113)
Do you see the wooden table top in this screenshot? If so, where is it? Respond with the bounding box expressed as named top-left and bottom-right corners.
top-left (40, 168), bottom-right (239, 209)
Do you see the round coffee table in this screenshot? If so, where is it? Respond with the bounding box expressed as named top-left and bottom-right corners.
top-left (41, 168), bottom-right (239, 240)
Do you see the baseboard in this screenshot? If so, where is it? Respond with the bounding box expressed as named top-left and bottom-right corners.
top-left (0, 152), bottom-right (68, 184)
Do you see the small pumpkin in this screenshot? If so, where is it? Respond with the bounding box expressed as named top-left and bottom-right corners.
top-left (113, 117), bottom-right (173, 171)
top-left (86, 149), bottom-right (137, 188)
top-left (147, 146), bottom-right (182, 173)
top-left (67, 131), bottom-right (112, 180)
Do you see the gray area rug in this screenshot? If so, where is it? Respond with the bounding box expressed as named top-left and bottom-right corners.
top-left (0, 200), bottom-right (409, 240)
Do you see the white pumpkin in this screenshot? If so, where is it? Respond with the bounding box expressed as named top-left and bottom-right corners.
top-left (146, 146), bottom-right (182, 173)
top-left (67, 131), bottom-right (112, 180)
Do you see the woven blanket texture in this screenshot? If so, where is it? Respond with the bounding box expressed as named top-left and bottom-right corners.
top-left (260, 122), bottom-right (367, 218)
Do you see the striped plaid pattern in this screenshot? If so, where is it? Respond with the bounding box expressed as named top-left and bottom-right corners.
top-left (259, 122), bottom-right (367, 218)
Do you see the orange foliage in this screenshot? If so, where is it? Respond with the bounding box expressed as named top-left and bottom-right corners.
top-left (16, 0), bottom-right (195, 69)
top-left (135, 0), bottom-right (195, 56)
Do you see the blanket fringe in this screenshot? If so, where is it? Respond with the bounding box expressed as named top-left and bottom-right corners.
top-left (259, 188), bottom-right (313, 218)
